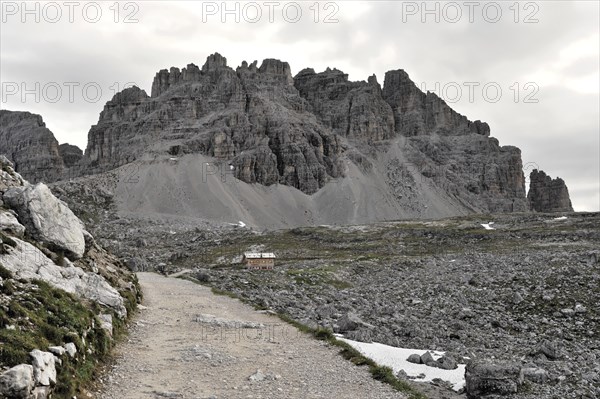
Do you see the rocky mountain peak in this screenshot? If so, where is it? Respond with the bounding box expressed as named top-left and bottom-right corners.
top-left (258, 58), bottom-right (293, 82)
top-left (0, 53), bottom-right (573, 219)
top-left (528, 169), bottom-right (573, 212)
top-left (202, 52), bottom-right (228, 73)
top-left (0, 110), bottom-right (65, 183)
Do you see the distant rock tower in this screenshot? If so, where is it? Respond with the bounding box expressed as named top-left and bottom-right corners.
top-left (528, 170), bottom-right (573, 212)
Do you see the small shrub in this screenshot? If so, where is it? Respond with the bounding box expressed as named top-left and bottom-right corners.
top-left (0, 280), bottom-right (15, 295)
top-left (314, 328), bottom-right (333, 340)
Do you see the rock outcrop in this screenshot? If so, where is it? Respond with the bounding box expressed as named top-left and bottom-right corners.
top-left (528, 169), bottom-right (573, 212)
top-left (83, 53), bottom-right (343, 194)
top-left (0, 156), bottom-right (140, 398)
top-left (1, 53), bottom-right (569, 217)
top-left (58, 143), bottom-right (83, 168)
top-left (78, 53), bottom-right (534, 209)
top-left (3, 183), bottom-right (86, 259)
top-left (294, 68), bottom-right (395, 142)
top-left (0, 110), bottom-right (65, 183)
top-left (0, 157), bottom-right (128, 314)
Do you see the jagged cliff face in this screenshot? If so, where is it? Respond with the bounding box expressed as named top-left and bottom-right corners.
top-left (81, 52), bottom-right (529, 211)
top-left (528, 169), bottom-right (574, 213)
top-left (1, 52), bottom-right (557, 218)
top-left (84, 54), bottom-right (343, 194)
top-left (58, 143), bottom-right (83, 168)
top-left (0, 110), bottom-right (65, 183)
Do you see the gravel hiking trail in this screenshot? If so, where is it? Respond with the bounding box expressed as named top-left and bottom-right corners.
top-left (99, 272), bottom-right (406, 399)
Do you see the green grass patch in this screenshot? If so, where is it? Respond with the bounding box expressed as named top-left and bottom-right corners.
top-left (0, 277), bottom-right (138, 399)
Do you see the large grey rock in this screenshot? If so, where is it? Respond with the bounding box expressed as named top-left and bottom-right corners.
top-left (335, 312), bottom-right (374, 332)
top-left (0, 364), bottom-right (34, 398)
top-left (0, 237), bottom-right (126, 317)
top-left (407, 354), bottom-right (422, 364)
top-left (63, 343), bottom-right (77, 358)
top-left (465, 360), bottom-right (523, 398)
top-left (98, 313), bottom-right (114, 336)
top-left (420, 351), bottom-right (436, 366)
top-left (520, 367), bottom-right (548, 384)
top-left (436, 355), bottom-right (458, 370)
top-left (29, 350), bottom-right (56, 386)
top-left (536, 340), bottom-right (563, 360)
top-left (0, 209), bottom-right (25, 236)
top-left (528, 169), bottom-right (573, 212)
top-left (3, 183), bottom-right (86, 259)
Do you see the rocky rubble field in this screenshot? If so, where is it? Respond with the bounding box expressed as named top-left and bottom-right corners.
top-left (50, 179), bottom-right (599, 398)
top-left (181, 215), bottom-right (599, 399)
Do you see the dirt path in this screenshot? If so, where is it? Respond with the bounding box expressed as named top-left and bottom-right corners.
top-left (98, 273), bottom-right (406, 399)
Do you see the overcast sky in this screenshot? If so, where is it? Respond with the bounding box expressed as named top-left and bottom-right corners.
top-left (1, 1), bottom-right (598, 211)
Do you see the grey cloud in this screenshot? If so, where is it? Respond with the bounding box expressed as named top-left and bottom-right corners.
top-left (0, 1), bottom-right (597, 210)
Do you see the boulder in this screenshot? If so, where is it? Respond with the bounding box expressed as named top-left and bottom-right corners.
top-left (0, 237), bottom-right (126, 317)
top-left (63, 343), bottom-right (77, 358)
top-left (3, 183), bottom-right (86, 259)
top-left (0, 364), bottom-right (34, 398)
top-left (0, 209), bottom-right (25, 236)
top-left (48, 346), bottom-right (65, 356)
top-left (436, 355), bottom-right (458, 370)
top-left (420, 351), bottom-right (436, 366)
top-left (520, 367), bottom-right (548, 384)
top-left (407, 354), bottom-right (422, 364)
top-left (465, 360), bottom-right (523, 398)
top-left (335, 312), bottom-right (374, 332)
top-left (30, 350), bottom-right (56, 386)
top-left (536, 340), bottom-right (563, 360)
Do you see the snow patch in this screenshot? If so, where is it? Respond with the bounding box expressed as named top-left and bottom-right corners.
top-left (481, 222), bottom-right (495, 230)
top-left (336, 336), bottom-right (466, 391)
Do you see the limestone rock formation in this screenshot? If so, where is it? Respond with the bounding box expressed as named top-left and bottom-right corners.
top-left (528, 169), bottom-right (573, 212)
top-left (0, 110), bottom-right (65, 183)
top-left (79, 53), bottom-right (532, 209)
top-left (84, 53), bottom-right (343, 194)
top-left (1, 53), bottom-right (569, 218)
top-left (58, 143), bottom-right (83, 168)
top-left (1, 237), bottom-right (126, 316)
top-left (382, 69), bottom-right (490, 137)
top-left (0, 154), bottom-right (139, 398)
top-left (3, 183), bottom-right (86, 259)
top-left (0, 157), bottom-right (130, 316)
top-left (294, 68), bottom-right (395, 142)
